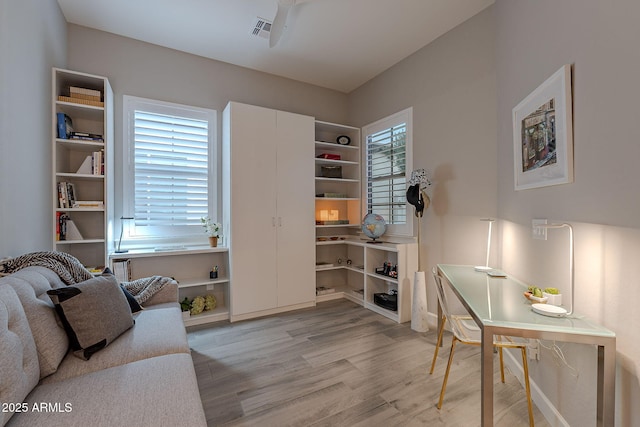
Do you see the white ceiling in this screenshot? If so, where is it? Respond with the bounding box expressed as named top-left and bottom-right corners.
top-left (56, 0), bottom-right (494, 93)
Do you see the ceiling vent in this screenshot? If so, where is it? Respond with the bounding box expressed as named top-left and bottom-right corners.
top-left (251, 17), bottom-right (272, 39)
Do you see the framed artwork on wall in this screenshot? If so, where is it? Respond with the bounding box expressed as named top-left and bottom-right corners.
top-left (512, 64), bottom-right (573, 190)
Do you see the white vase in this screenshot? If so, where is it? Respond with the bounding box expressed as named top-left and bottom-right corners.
top-left (411, 271), bottom-right (429, 332)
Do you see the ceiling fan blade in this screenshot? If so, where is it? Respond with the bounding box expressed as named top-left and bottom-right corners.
top-left (269, 0), bottom-right (293, 48)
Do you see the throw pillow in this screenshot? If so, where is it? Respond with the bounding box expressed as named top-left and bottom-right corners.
top-left (47, 274), bottom-right (134, 360)
top-left (102, 267), bottom-right (142, 313)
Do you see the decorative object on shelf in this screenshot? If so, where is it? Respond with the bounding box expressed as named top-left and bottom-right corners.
top-left (513, 64), bottom-right (573, 190)
top-left (316, 153), bottom-right (341, 160)
top-left (336, 135), bottom-right (351, 145)
top-left (210, 266), bottom-right (218, 279)
top-left (474, 218), bottom-right (496, 272)
top-left (320, 165), bottom-right (342, 178)
top-left (533, 222), bottom-right (574, 317)
top-left (543, 287), bottom-right (562, 306)
top-left (181, 294), bottom-right (218, 316)
top-left (407, 168), bottom-right (432, 332)
top-left (375, 262), bottom-right (398, 278)
top-left (201, 216), bottom-right (221, 247)
top-left (115, 217), bottom-right (134, 253)
top-left (361, 213), bottom-right (386, 243)
top-left (374, 290), bottom-right (398, 311)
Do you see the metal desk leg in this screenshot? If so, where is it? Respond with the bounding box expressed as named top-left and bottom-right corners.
top-left (597, 339), bottom-right (616, 427)
top-left (481, 326), bottom-right (494, 427)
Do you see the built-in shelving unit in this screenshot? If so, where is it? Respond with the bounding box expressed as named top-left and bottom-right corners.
top-left (315, 238), bottom-right (416, 323)
top-left (109, 246), bottom-right (230, 327)
top-left (52, 68), bottom-right (114, 271)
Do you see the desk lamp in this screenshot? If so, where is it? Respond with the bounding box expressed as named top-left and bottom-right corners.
top-left (532, 223), bottom-right (574, 317)
top-left (115, 216), bottom-right (134, 253)
top-left (474, 218), bottom-right (495, 272)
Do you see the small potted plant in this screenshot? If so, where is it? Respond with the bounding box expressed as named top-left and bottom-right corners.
top-left (543, 287), bottom-right (562, 306)
top-left (200, 216), bottom-right (221, 247)
top-left (180, 297), bottom-right (192, 320)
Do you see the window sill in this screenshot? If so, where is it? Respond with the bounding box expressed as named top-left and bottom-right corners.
top-left (109, 245), bottom-right (228, 260)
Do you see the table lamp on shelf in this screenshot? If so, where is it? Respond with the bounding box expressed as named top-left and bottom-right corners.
top-left (406, 168), bottom-right (432, 332)
top-left (115, 216), bottom-right (134, 253)
top-left (474, 218), bottom-right (496, 272)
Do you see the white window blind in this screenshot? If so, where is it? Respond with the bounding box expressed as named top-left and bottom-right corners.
top-left (363, 108), bottom-right (413, 236)
top-left (133, 111), bottom-right (209, 227)
top-left (123, 96), bottom-right (216, 246)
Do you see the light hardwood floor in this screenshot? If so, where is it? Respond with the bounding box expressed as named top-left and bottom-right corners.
top-left (187, 299), bottom-right (549, 427)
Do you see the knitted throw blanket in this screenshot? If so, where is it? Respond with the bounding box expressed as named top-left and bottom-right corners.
top-left (0, 251), bottom-right (172, 304)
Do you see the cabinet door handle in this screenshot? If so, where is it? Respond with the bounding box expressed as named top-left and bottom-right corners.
top-left (278, 217), bottom-right (283, 227)
top-left (272, 217), bottom-right (276, 227)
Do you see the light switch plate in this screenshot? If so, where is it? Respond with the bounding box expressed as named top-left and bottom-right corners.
top-left (532, 219), bottom-right (548, 240)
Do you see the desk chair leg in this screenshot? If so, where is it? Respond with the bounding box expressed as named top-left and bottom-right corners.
top-left (437, 336), bottom-right (458, 409)
top-left (499, 347), bottom-right (505, 383)
top-left (520, 347), bottom-right (535, 427)
top-left (430, 315), bottom-right (446, 374)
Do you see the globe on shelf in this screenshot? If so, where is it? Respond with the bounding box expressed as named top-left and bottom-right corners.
top-left (361, 213), bottom-right (386, 243)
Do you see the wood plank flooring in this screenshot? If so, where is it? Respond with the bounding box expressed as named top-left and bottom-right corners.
top-left (187, 299), bottom-right (549, 427)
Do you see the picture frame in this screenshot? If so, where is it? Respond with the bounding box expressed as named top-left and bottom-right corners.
top-left (512, 64), bottom-right (573, 190)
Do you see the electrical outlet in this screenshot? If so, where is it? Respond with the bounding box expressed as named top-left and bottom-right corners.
top-left (528, 339), bottom-right (540, 360)
top-left (206, 284), bottom-right (214, 291)
top-left (532, 219), bottom-right (548, 240)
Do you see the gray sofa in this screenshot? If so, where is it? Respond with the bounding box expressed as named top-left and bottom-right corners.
top-left (0, 266), bottom-right (206, 427)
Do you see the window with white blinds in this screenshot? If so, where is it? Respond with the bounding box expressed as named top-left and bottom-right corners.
top-left (122, 96), bottom-right (216, 247)
top-left (363, 108), bottom-right (413, 236)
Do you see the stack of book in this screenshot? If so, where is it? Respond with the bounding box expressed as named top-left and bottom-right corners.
top-left (69, 131), bottom-right (103, 143)
top-left (112, 259), bottom-right (132, 282)
top-left (76, 150), bottom-right (104, 175)
top-left (56, 212), bottom-right (83, 241)
top-left (58, 86), bottom-right (104, 107)
top-left (57, 182), bottom-right (76, 208)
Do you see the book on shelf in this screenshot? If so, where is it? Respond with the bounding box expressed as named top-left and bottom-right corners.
top-left (76, 151), bottom-right (104, 175)
top-left (315, 262), bottom-right (334, 270)
top-left (56, 113), bottom-right (73, 139)
top-left (316, 220), bottom-right (350, 225)
top-left (316, 193), bottom-right (348, 198)
top-left (58, 95), bottom-right (104, 108)
top-left (316, 286), bottom-right (336, 296)
top-left (57, 182), bottom-right (77, 208)
top-left (69, 86), bottom-right (102, 101)
top-left (69, 131), bottom-right (103, 142)
top-left (57, 213), bottom-right (69, 240)
top-left (72, 201), bottom-right (104, 209)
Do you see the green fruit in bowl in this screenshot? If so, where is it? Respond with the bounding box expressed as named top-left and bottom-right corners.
top-left (544, 287), bottom-right (560, 295)
top-left (533, 287), bottom-right (543, 298)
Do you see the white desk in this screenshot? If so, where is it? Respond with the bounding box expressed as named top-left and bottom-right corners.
top-left (436, 264), bottom-right (616, 427)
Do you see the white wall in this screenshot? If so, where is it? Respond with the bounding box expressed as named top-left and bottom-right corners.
top-left (0, 0), bottom-right (67, 258)
top-left (495, 1), bottom-right (640, 425)
top-left (65, 24), bottom-right (349, 225)
top-left (348, 7), bottom-right (498, 317)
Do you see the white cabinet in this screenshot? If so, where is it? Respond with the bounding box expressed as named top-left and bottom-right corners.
top-left (52, 68), bottom-right (113, 270)
top-left (223, 102), bottom-right (315, 321)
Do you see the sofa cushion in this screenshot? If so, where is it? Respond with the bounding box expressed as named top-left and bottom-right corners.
top-left (0, 284), bottom-right (40, 427)
top-left (7, 354), bottom-right (207, 427)
top-left (41, 305), bottom-right (190, 383)
top-left (47, 274), bottom-right (134, 360)
top-left (0, 267), bottom-right (69, 379)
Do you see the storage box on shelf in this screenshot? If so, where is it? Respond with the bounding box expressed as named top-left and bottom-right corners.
top-left (52, 68), bottom-right (113, 271)
top-left (109, 247), bottom-right (230, 327)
